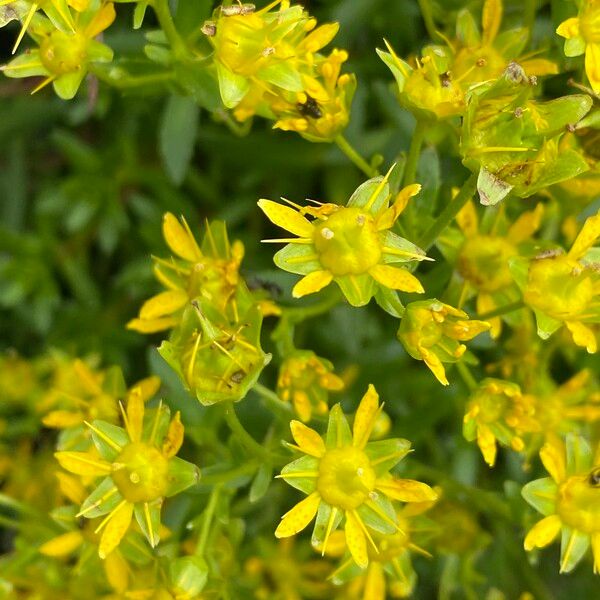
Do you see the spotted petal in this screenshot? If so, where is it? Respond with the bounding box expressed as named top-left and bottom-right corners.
top-left (353, 384), bottom-right (380, 449)
top-left (345, 510), bottom-right (369, 568)
top-left (99, 501), bottom-right (134, 559)
top-left (290, 421), bottom-right (326, 457)
top-left (275, 492), bottom-right (321, 538)
top-left (258, 199), bottom-right (315, 238)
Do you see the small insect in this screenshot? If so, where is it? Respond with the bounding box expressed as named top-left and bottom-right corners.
top-left (221, 3), bottom-right (255, 16)
top-left (589, 468), bottom-right (600, 487)
top-left (230, 370), bottom-right (246, 384)
top-left (297, 95), bottom-right (322, 119)
top-left (439, 72), bottom-right (452, 88)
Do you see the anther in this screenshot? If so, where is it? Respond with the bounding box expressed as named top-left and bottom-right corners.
top-left (356, 214), bottom-right (366, 226)
top-left (130, 472), bottom-right (140, 484)
top-left (321, 227), bottom-right (334, 239)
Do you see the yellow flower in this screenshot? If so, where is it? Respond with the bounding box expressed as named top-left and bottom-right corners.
top-left (379, 0), bottom-right (557, 120)
top-left (277, 350), bottom-right (344, 422)
top-left (275, 385), bottom-right (437, 568)
top-left (398, 299), bottom-right (490, 385)
top-left (55, 391), bottom-right (200, 558)
top-left (463, 378), bottom-right (539, 467)
top-left (258, 168), bottom-right (428, 308)
top-left (557, 0), bottom-right (600, 92)
top-left (271, 48), bottom-right (356, 142)
top-left (2, 2), bottom-right (115, 99)
top-left (127, 214), bottom-right (245, 334)
top-left (40, 357), bottom-right (160, 438)
top-left (522, 434), bottom-right (600, 573)
top-left (513, 210), bottom-right (600, 352)
top-left (452, 199), bottom-right (543, 337)
top-left (330, 501), bottom-right (437, 600)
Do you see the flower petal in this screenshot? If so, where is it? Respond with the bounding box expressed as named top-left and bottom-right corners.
top-left (39, 531), bottom-right (84, 557)
top-left (556, 17), bottom-right (580, 40)
top-left (369, 264), bottom-right (424, 293)
top-left (258, 199), bottom-right (315, 237)
top-left (524, 515), bottom-right (561, 551)
top-left (376, 478), bottom-right (438, 502)
top-left (345, 510), bottom-right (368, 568)
top-left (353, 384), bottom-right (380, 449)
top-left (290, 420), bottom-right (326, 458)
top-left (138, 290), bottom-right (188, 320)
top-left (455, 199), bottom-right (478, 237)
top-left (275, 492), bottom-right (321, 538)
top-left (126, 316), bottom-right (178, 333)
top-left (54, 451), bottom-right (112, 477)
top-left (292, 270), bottom-right (333, 298)
top-left (482, 0), bottom-right (502, 43)
top-left (540, 438), bottom-right (566, 483)
top-left (586, 43), bottom-right (600, 93)
top-left (99, 501), bottom-right (134, 559)
top-left (162, 213), bottom-right (202, 262)
top-left (376, 184), bottom-right (421, 230)
top-left (162, 411), bottom-right (185, 458)
top-left (568, 210), bottom-right (600, 260)
top-left (126, 390), bottom-right (145, 443)
top-left (364, 561), bottom-right (386, 600)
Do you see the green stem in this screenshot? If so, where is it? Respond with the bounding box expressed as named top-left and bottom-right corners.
top-left (417, 172), bottom-right (478, 251)
top-left (195, 484), bottom-right (222, 557)
top-left (199, 462), bottom-right (258, 487)
top-left (89, 65), bottom-right (175, 90)
top-left (334, 135), bottom-right (378, 178)
top-left (253, 383), bottom-right (293, 417)
top-left (477, 300), bottom-right (525, 321)
top-left (417, 0), bottom-right (441, 42)
top-left (223, 402), bottom-right (276, 461)
top-left (403, 119), bottom-right (426, 186)
top-left (402, 119), bottom-right (427, 235)
top-left (152, 0), bottom-right (187, 59)
top-left (456, 362), bottom-right (477, 392)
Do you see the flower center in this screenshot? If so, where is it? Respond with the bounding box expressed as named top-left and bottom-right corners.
top-left (313, 208), bottom-right (381, 276)
top-left (316, 446), bottom-right (376, 510)
top-left (523, 255), bottom-right (594, 320)
top-left (112, 442), bottom-right (169, 503)
top-left (557, 472), bottom-right (600, 533)
top-left (457, 235), bottom-right (516, 292)
top-left (472, 391), bottom-right (508, 424)
top-left (40, 31), bottom-right (88, 75)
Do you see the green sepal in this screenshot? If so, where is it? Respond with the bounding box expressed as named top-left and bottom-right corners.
top-left (560, 527), bottom-right (590, 573)
top-left (521, 477), bottom-right (557, 516)
top-left (89, 420), bottom-right (129, 461)
top-left (102, 366), bottom-right (127, 398)
top-left (376, 48), bottom-right (411, 93)
top-left (2, 51), bottom-right (48, 79)
top-left (477, 168), bottom-right (513, 206)
top-left (374, 286), bottom-right (404, 318)
top-left (330, 555), bottom-right (363, 585)
top-left (53, 71), bottom-right (86, 100)
top-left (87, 39), bottom-right (114, 63)
top-left (380, 231), bottom-right (427, 264)
top-left (216, 62), bottom-right (249, 108)
top-left (258, 62), bottom-right (303, 92)
top-left (348, 175), bottom-right (390, 214)
top-left (357, 493), bottom-right (397, 534)
top-left (325, 404), bottom-right (352, 449)
top-left (455, 8), bottom-right (480, 46)
top-left (564, 36), bottom-right (586, 58)
top-left (532, 308), bottom-right (562, 340)
top-left (335, 273), bottom-right (375, 307)
top-left (143, 403), bottom-right (171, 445)
top-left (133, 0), bottom-right (150, 29)
top-left (311, 501), bottom-right (342, 549)
top-left (364, 438), bottom-right (411, 476)
top-left (79, 477), bottom-right (123, 519)
top-left (279, 455), bottom-right (318, 494)
top-left (165, 456), bottom-right (201, 497)
top-left (119, 530), bottom-right (154, 566)
top-left (134, 499), bottom-right (162, 547)
top-left (274, 243), bottom-right (320, 275)
top-left (170, 556), bottom-right (208, 596)
top-left (565, 433), bottom-right (593, 474)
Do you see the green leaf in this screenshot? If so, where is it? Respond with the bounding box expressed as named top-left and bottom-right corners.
top-left (170, 556), bottom-right (208, 595)
top-left (133, 1), bottom-right (149, 29)
top-left (159, 94), bottom-right (200, 185)
top-left (175, 63), bottom-right (221, 111)
top-left (249, 462), bottom-right (272, 502)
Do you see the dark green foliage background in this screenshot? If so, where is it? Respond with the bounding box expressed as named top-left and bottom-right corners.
top-left (1, 1), bottom-right (599, 597)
